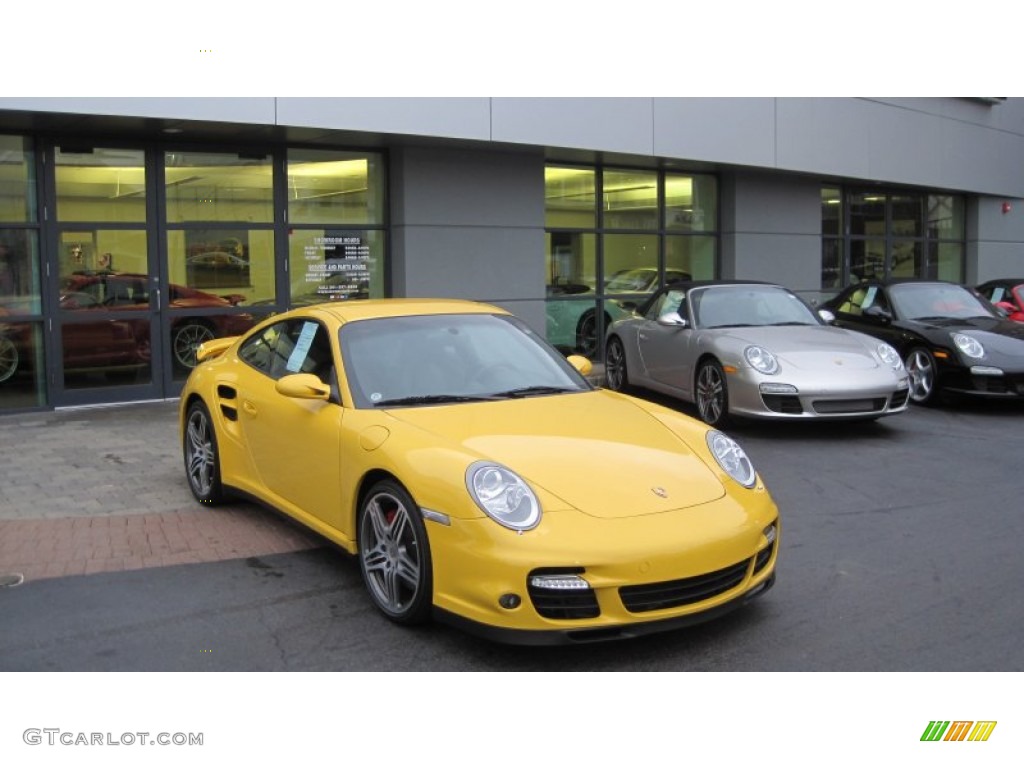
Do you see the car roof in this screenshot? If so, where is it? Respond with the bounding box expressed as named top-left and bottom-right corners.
top-left (308, 298), bottom-right (508, 324)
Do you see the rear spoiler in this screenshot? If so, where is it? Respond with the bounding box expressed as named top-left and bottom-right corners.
top-left (195, 337), bottom-right (236, 363)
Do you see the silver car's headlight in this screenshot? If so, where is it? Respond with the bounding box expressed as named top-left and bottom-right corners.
top-left (953, 333), bottom-right (984, 359)
top-left (744, 345), bottom-right (779, 375)
top-left (706, 431), bottom-right (757, 489)
top-left (877, 342), bottom-right (903, 370)
top-left (466, 462), bottom-right (541, 531)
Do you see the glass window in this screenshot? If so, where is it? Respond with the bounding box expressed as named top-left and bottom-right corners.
top-left (545, 166), bottom-right (596, 229)
top-left (931, 242), bottom-right (964, 282)
top-left (666, 174), bottom-right (716, 232)
top-left (665, 235), bottom-right (713, 281)
top-left (288, 229), bottom-right (384, 305)
top-left (0, 321), bottom-right (45, 407)
top-left (821, 187), bottom-right (841, 236)
top-left (890, 240), bottom-right (923, 278)
top-left (165, 151), bottom-right (273, 223)
top-left (891, 193), bottom-right (923, 238)
top-left (58, 229), bottom-right (148, 290)
top-left (603, 234), bottom-right (659, 294)
top-left (0, 230), bottom-right (41, 314)
top-left (167, 228), bottom-right (274, 304)
top-left (55, 147), bottom-right (146, 223)
top-left (287, 150), bottom-right (385, 225)
top-left (0, 135), bottom-right (37, 223)
top-left (928, 195), bottom-right (964, 239)
top-left (546, 232), bottom-right (596, 294)
top-left (603, 169), bottom-right (658, 230)
top-left (821, 238), bottom-right (842, 290)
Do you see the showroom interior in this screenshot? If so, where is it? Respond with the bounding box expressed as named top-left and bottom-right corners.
top-left (1, 97), bottom-right (1023, 412)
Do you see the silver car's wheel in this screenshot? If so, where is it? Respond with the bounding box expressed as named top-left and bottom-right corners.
top-left (183, 400), bottom-right (226, 504)
top-left (696, 359), bottom-right (731, 427)
top-left (359, 480), bottom-right (432, 625)
top-left (905, 347), bottom-right (938, 405)
top-left (605, 337), bottom-right (629, 392)
top-left (0, 336), bottom-right (18, 383)
top-left (173, 321), bottom-right (216, 370)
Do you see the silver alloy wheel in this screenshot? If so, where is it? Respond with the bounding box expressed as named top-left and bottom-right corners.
top-left (696, 361), bottom-right (728, 426)
top-left (185, 405), bottom-right (216, 498)
top-left (173, 322), bottom-right (216, 369)
top-left (360, 488), bottom-right (426, 621)
top-left (905, 348), bottom-right (936, 403)
top-left (0, 337), bottom-right (18, 383)
top-left (605, 338), bottom-right (627, 391)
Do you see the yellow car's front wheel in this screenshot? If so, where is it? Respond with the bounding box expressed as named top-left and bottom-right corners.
top-left (358, 480), bottom-right (433, 625)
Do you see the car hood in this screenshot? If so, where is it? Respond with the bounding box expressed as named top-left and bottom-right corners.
top-left (708, 325), bottom-right (881, 370)
top-left (902, 316), bottom-right (1024, 355)
top-left (384, 391), bottom-right (727, 519)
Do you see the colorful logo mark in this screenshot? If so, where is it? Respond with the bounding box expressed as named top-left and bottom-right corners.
top-left (921, 721), bottom-right (997, 742)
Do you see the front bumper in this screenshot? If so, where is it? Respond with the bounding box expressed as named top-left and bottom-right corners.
top-left (425, 489), bottom-right (779, 644)
top-left (727, 368), bottom-right (911, 419)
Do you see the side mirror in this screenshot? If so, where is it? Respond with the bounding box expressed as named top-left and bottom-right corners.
top-left (817, 309), bottom-right (836, 324)
top-left (276, 373), bottom-right (331, 401)
top-left (567, 354), bottom-right (593, 376)
top-left (657, 311), bottom-right (688, 328)
top-left (862, 305), bottom-right (893, 323)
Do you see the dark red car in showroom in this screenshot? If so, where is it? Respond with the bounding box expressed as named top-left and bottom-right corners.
top-left (0, 273), bottom-right (254, 383)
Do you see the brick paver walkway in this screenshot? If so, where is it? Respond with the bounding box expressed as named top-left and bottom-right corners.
top-left (0, 401), bottom-right (322, 584)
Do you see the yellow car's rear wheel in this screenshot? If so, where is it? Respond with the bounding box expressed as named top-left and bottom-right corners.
top-left (358, 480), bottom-right (433, 625)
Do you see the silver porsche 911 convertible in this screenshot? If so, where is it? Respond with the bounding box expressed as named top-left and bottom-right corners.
top-left (604, 281), bottom-right (911, 427)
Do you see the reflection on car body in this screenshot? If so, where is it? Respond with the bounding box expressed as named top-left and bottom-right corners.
top-left (606, 281), bottom-right (911, 427)
top-left (181, 298), bottom-right (779, 645)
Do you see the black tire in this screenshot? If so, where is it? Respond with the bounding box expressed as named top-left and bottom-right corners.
top-left (183, 400), bottom-right (227, 505)
top-left (0, 336), bottom-right (18, 383)
top-left (575, 311), bottom-right (611, 359)
top-left (605, 336), bottom-right (630, 392)
top-left (695, 359), bottom-right (732, 428)
top-left (358, 479), bottom-right (433, 625)
top-left (172, 320), bottom-right (216, 371)
top-left (904, 347), bottom-right (939, 405)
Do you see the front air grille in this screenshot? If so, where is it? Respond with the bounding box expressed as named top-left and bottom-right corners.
top-left (973, 376), bottom-right (1011, 394)
top-left (812, 397), bottom-right (886, 414)
top-left (890, 389), bottom-right (910, 409)
top-left (753, 540), bottom-right (775, 575)
top-left (761, 394), bottom-right (803, 414)
top-left (528, 574), bottom-right (600, 620)
top-left (619, 559), bottom-right (749, 613)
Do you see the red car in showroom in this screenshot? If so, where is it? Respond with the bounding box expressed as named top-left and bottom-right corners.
top-left (976, 278), bottom-right (1024, 323)
top-left (0, 273), bottom-right (254, 382)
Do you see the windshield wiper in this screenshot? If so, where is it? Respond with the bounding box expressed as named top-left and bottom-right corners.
top-left (373, 394), bottom-right (499, 407)
top-left (490, 385), bottom-right (579, 399)
top-left (765, 321), bottom-right (815, 326)
top-left (702, 323), bottom-right (756, 329)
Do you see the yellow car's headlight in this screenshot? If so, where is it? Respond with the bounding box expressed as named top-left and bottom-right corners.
top-left (466, 462), bottom-right (542, 531)
top-left (706, 431), bottom-right (757, 488)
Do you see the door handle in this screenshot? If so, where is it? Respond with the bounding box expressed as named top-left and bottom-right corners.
top-left (242, 400), bottom-right (258, 417)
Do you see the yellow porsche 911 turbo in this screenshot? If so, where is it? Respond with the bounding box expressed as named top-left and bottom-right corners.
top-left (180, 299), bottom-right (779, 645)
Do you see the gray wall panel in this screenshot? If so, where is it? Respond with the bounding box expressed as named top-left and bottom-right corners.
top-left (0, 97), bottom-right (275, 123)
top-left (776, 98), bottom-right (873, 180)
top-left (389, 147), bottom-right (545, 332)
top-left (277, 98), bottom-right (492, 139)
top-left (392, 147), bottom-right (543, 227)
top-left (653, 98), bottom-right (776, 167)
top-left (395, 225), bottom-right (545, 302)
top-left (492, 98), bottom-right (655, 155)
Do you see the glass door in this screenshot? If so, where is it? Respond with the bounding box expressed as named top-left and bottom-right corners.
top-left (47, 145), bottom-right (164, 405)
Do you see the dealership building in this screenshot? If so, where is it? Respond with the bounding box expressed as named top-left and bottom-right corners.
top-left (1, 96), bottom-right (1023, 412)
